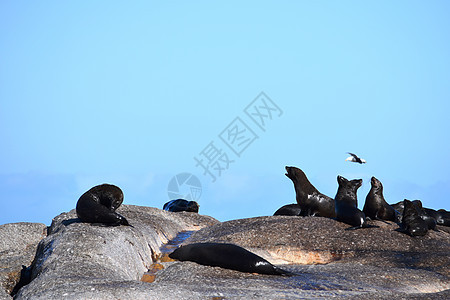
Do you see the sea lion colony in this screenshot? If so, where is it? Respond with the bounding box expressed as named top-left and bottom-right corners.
top-left (73, 166), bottom-right (449, 275)
top-left (283, 166), bottom-right (449, 235)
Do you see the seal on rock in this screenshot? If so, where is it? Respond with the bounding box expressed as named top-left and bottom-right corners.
top-left (400, 199), bottom-right (429, 236)
top-left (335, 175), bottom-right (373, 229)
top-left (285, 166), bottom-right (336, 218)
top-left (427, 208), bottom-right (450, 227)
top-left (76, 184), bottom-right (132, 227)
top-left (163, 199), bottom-right (199, 213)
top-left (169, 242), bottom-right (293, 276)
top-left (408, 200), bottom-right (437, 230)
top-left (363, 176), bottom-right (401, 222)
top-left (273, 204), bottom-right (301, 216)
top-left (392, 200), bottom-right (443, 229)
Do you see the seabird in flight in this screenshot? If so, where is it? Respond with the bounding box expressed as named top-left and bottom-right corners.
top-left (346, 152), bottom-right (366, 164)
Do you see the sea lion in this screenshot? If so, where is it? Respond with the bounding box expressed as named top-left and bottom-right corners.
top-left (285, 166), bottom-right (336, 218)
top-left (408, 200), bottom-right (437, 230)
top-left (400, 199), bottom-right (428, 236)
top-left (421, 207), bottom-right (450, 227)
top-left (363, 176), bottom-right (401, 222)
top-left (433, 209), bottom-right (450, 226)
top-left (76, 184), bottom-right (132, 227)
top-left (391, 201), bottom-right (404, 214)
top-left (169, 242), bottom-right (293, 276)
top-left (392, 200), bottom-right (442, 229)
top-left (163, 199), bottom-right (199, 212)
top-left (335, 175), bottom-right (373, 229)
top-left (273, 204), bottom-right (301, 216)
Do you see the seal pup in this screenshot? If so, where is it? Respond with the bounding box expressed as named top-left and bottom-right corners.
top-left (363, 177), bottom-right (401, 222)
top-left (273, 203), bottom-right (301, 216)
top-left (169, 242), bottom-right (294, 276)
top-left (345, 152), bottom-right (366, 164)
top-left (285, 166), bottom-right (336, 218)
top-left (400, 199), bottom-right (428, 236)
top-left (163, 199), bottom-right (199, 213)
top-left (335, 175), bottom-right (374, 229)
top-left (76, 184), bottom-right (132, 227)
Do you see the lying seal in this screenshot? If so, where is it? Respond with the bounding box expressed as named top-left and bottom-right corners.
top-left (392, 200), bottom-right (441, 229)
top-left (76, 184), bottom-right (132, 227)
top-left (335, 175), bottom-right (373, 229)
top-left (408, 200), bottom-right (437, 230)
top-left (363, 176), bottom-right (401, 222)
top-left (429, 209), bottom-right (450, 227)
top-left (285, 166), bottom-right (335, 218)
top-left (163, 199), bottom-right (199, 212)
top-left (400, 199), bottom-right (428, 236)
top-left (273, 204), bottom-right (301, 216)
top-left (169, 242), bottom-right (293, 276)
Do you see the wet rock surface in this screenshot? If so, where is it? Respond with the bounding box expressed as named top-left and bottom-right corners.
top-left (0, 222), bottom-right (47, 299)
top-left (1, 208), bottom-right (448, 299)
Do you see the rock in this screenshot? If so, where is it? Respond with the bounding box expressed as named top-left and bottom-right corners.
top-left (174, 216), bottom-right (450, 296)
top-left (14, 205), bottom-right (218, 299)
top-left (10, 209), bottom-right (450, 299)
top-left (0, 222), bottom-right (47, 298)
top-left (186, 216), bottom-right (450, 271)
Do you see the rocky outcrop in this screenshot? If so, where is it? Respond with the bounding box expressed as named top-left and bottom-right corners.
top-left (0, 223), bottom-right (47, 299)
top-left (13, 205), bottom-right (218, 299)
top-left (186, 216), bottom-right (450, 273)
top-left (2, 207), bottom-right (449, 299)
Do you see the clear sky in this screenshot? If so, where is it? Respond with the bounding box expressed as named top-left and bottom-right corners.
top-left (1, 1), bottom-right (450, 225)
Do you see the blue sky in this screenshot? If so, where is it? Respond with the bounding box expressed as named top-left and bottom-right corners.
top-left (1, 1), bottom-right (450, 225)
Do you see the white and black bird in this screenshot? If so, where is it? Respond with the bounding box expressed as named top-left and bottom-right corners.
top-left (345, 152), bottom-right (366, 164)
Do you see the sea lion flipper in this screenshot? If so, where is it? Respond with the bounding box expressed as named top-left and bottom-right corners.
top-left (116, 213), bottom-right (134, 227)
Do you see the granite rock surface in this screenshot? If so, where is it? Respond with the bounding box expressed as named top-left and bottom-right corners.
top-left (2, 207), bottom-right (449, 299)
top-left (0, 222), bottom-right (47, 299)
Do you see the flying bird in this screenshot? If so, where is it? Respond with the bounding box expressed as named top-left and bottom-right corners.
top-left (345, 152), bottom-right (366, 164)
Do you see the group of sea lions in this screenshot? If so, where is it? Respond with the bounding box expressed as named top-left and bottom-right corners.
top-left (73, 167), bottom-right (449, 276)
top-left (280, 166), bottom-right (450, 235)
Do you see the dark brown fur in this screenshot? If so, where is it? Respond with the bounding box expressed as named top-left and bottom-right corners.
top-left (76, 184), bottom-right (132, 227)
top-left (401, 199), bottom-right (428, 236)
top-left (285, 166), bottom-right (335, 218)
top-left (363, 177), bottom-right (400, 222)
top-left (335, 176), bottom-right (372, 229)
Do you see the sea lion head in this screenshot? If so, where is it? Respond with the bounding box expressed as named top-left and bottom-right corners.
top-left (186, 201), bottom-right (200, 212)
top-left (337, 175), bottom-right (348, 185)
top-left (285, 166), bottom-right (318, 196)
top-left (285, 166), bottom-right (307, 182)
top-left (337, 176), bottom-right (362, 189)
top-left (412, 199), bottom-right (423, 209)
top-left (370, 176), bottom-right (383, 192)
